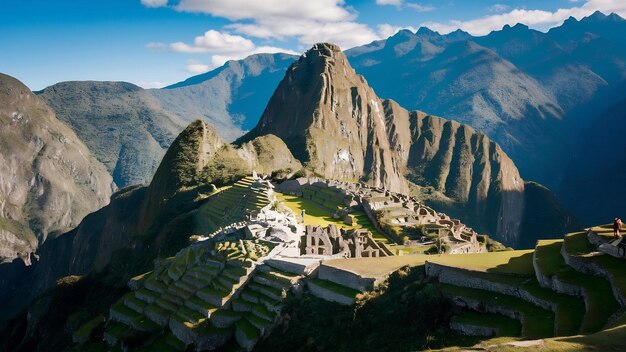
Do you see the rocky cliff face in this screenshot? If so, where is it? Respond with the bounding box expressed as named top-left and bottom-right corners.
top-left (243, 43), bottom-right (526, 244)
top-left (0, 74), bottom-right (113, 264)
top-left (38, 81), bottom-right (185, 188)
top-left (244, 43), bottom-right (408, 194)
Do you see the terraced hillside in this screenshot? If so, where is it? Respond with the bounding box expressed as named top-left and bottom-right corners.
top-left (425, 225), bottom-right (626, 350)
top-left (69, 237), bottom-right (307, 352)
top-left (195, 176), bottom-right (272, 234)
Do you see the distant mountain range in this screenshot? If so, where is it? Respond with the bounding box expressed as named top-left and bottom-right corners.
top-left (37, 53), bottom-right (296, 188)
top-left (29, 11), bottom-right (626, 225)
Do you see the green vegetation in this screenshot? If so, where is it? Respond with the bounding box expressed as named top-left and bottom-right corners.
top-left (535, 240), bottom-right (619, 333)
top-left (236, 318), bottom-right (261, 340)
top-left (451, 311), bottom-right (521, 337)
top-left (73, 315), bottom-right (105, 343)
top-left (310, 278), bottom-right (361, 298)
top-left (276, 191), bottom-right (388, 243)
top-left (564, 230), bottom-right (626, 299)
top-left (257, 267), bottom-right (462, 351)
top-left (427, 250), bottom-right (535, 275)
top-left (323, 256), bottom-right (426, 278)
top-left (439, 284), bottom-right (555, 339)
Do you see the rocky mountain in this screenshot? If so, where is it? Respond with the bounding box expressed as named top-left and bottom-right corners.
top-left (149, 53), bottom-right (297, 140)
top-left (342, 12), bottom-right (626, 224)
top-left (38, 81), bottom-right (186, 188)
top-left (37, 53), bottom-right (297, 189)
top-left (240, 43), bottom-right (573, 246)
top-left (0, 74), bottom-right (113, 264)
top-left (0, 119), bottom-right (301, 323)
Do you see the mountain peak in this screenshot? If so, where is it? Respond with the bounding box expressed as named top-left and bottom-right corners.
top-left (308, 42), bottom-right (343, 57)
top-left (582, 10), bottom-right (607, 22)
top-left (416, 26), bottom-right (440, 38)
top-left (243, 43), bottom-right (408, 192)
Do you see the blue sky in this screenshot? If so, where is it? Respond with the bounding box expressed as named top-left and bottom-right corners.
top-left (1, 0), bottom-right (625, 90)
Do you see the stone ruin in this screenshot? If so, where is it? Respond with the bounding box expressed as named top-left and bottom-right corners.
top-left (303, 224), bottom-right (389, 258)
top-left (277, 177), bottom-right (486, 254)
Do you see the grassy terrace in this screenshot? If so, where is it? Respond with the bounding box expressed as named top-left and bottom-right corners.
top-left (426, 250), bottom-right (585, 336)
top-left (440, 284), bottom-right (555, 339)
top-left (451, 310), bottom-right (521, 337)
top-left (276, 191), bottom-right (388, 243)
top-left (323, 255), bottom-right (427, 278)
top-left (236, 318), bottom-right (261, 340)
top-left (535, 240), bottom-right (619, 333)
top-left (564, 230), bottom-right (626, 300)
top-left (74, 315), bottom-right (105, 343)
top-left (427, 250), bottom-right (535, 275)
top-left (310, 278), bottom-right (361, 298)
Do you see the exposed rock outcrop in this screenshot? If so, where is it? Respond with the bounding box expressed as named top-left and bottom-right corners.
top-left (0, 73), bottom-right (113, 263)
top-left (242, 43), bottom-right (526, 244)
top-left (242, 43), bottom-right (408, 194)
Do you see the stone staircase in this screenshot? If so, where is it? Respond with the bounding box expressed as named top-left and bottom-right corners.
top-left (426, 227), bottom-right (626, 339)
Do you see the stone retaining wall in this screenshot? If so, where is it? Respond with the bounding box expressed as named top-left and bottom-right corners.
top-left (450, 321), bottom-right (496, 337)
top-left (318, 264), bottom-right (377, 292)
top-left (425, 262), bottom-right (556, 312)
top-left (307, 281), bottom-right (355, 305)
top-left (561, 240), bottom-right (626, 307)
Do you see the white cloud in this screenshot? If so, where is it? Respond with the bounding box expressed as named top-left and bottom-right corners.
top-left (376, 0), bottom-right (434, 12)
top-left (376, 0), bottom-right (402, 6)
top-left (170, 30), bottom-right (256, 53)
top-left (175, 0), bottom-right (354, 22)
top-left (141, 0), bottom-right (168, 8)
top-left (422, 0), bottom-right (626, 36)
top-left (377, 24), bottom-right (417, 38)
top-left (489, 4), bottom-right (510, 13)
top-left (168, 30), bottom-right (300, 72)
top-left (136, 80), bottom-right (169, 88)
top-left (171, 0), bottom-right (379, 50)
top-left (406, 3), bottom-right (435, 12)
top-left (229, 19), bottom-right (379, 49)
top-left (186, 60), bottom-right (212, 74)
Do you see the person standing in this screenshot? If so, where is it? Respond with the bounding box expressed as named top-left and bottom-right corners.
top-left (614, 218), bottom-right (623, 239)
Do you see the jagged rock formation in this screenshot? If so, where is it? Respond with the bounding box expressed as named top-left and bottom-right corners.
top-left (242, 43), bottom-right (526, 245)
top-left (0, 73), bottom-right (113, 264)
top-left (38, 81), bottom-right (185, 188)
top-left (242, 43), bottom-right (408, 194)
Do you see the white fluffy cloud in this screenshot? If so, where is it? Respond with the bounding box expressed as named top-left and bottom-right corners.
top-left (423, 0), bottom-right (626, 35)
top-left (140, 0), bottom-right (168, 8)
top-left (186, 60), bottom-right (212, 74)
top-left (376, 0), bottom-right (402, 6)
top-left (170, 30), bottom-right (256, 53)
top-left (377, 24), bottom-right (417, 38)
top-left (169, 0), bottom-right (379, 49)
top-left (167, 30), bottom-right (299, 72)
top-left (175, 0), bottom-right (354, 22)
